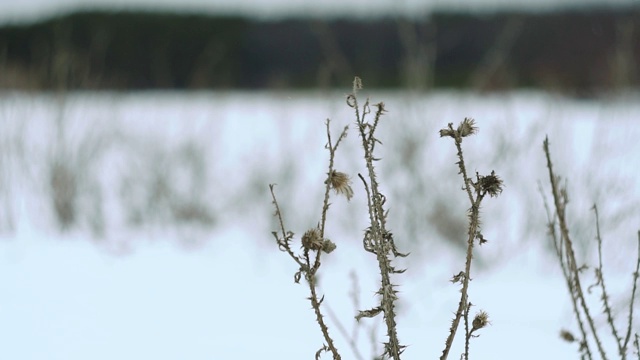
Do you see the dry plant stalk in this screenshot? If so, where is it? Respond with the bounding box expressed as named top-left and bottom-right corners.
top-left (439, 119), bottom-right (503, 360)
top-left (543, 137), bottom-right (640, 360)
top-left (269, 118), bottom-right (348, 360)
top-left (270, 76), bottom-right (409, 359)
top-left (348, 77), bottom-right (408, 360)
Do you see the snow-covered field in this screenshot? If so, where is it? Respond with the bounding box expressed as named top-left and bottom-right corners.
top-left (1, 90), bottom-right (639, 359)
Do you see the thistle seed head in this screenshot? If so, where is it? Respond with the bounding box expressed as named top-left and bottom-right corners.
top-left (322, 239), bottom-right (336, 254)
top-left (326, 170), bottom-right (353, 201)
top-left (472, 310), bottom-right (490, 331)
top-left (458, 118), bottom-right (478, 137)
top-left (301, 228), bottom-right (323, 251)
top-left (479, 170), bottom-right (504, 198)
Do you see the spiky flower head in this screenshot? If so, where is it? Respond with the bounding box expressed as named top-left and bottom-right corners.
top-left (479, 170), bottom-right (504, 198)
top-left (472, 310), bottom-right (490, 331)
top-left (301, 228), bottom-right (323, 251)
top-left (326, 170), bottom-right (353, 201)
top-left (439, 123), bottom-right (455, 138)
top-left (322, 239), bottom-right (336, 254)
top-left (458, 118), bottom-right (478, 137)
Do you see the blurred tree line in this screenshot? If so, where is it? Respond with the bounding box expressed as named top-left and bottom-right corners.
top-left (0, 7), bottom-right (638, 93)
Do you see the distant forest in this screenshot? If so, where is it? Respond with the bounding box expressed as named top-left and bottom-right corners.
top-left (0, 8), bottom-right (638, 93)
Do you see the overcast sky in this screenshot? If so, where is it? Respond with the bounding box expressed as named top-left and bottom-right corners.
top-left (1, 0), bottom-right (637, 24)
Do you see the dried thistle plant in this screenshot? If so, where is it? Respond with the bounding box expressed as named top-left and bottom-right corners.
top-left (348, 77), bottom-right (408, 360)
top-left (270, 77), bottom-right (410, 359)
top-left (543, 137), bottom-right (640, 360)
top-left (268, 78), bottom-right (640, 360)
top-left (269, 117), bottom-right (349, 360)
top-left (269, 78), bottom-right (504, 360)
top-left (439, 119), bottom-right (503, 360)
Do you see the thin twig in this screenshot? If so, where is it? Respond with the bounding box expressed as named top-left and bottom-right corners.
top-left (309, 282), bottom-right (342, 360)
top-left (544, 137), bottom-right (607, 360)
top-left (269, 184), bottom-right (304, 268)
top-left (319, 119), bottom-right (348, 239)
top-left (464, 301), bottom-right (472, 360)
top-left (592, 204), bottom-right (624, 357)
top-left (539, 181), bottom-right (593, 360)
top-left (623, 231), bottom-right (640, 353)
top-left (324, 301), bottom-right (366, 360)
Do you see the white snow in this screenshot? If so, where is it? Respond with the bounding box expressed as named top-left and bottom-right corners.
top-left (1, 90), bottom-right (639, 359)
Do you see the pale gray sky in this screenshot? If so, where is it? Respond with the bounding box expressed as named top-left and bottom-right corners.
top-left (1, 0), bottom-right (637, 24)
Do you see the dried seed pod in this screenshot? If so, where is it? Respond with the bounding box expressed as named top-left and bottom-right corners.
top-left (458, 118), bottom-right (478, 137)
top-left (326, 170), bottom-right (354, 201)
top-left (322, 239), bottom-right (336, 254)
top-left (479, 170), bottom-right (504, 198)
top-left (472, 310), bottom-right (490, 331)
top-left (301, 228), bottom-right (323, 251)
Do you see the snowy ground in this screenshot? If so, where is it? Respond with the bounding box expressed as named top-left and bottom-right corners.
top-left (1, 89), bottom-right (639, 359)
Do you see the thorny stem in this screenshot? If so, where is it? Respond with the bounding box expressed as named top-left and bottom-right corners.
top-left (315, 120), bottom-right (348, 275)
top-left (544, 137), bottom-right (608, 360)
top-left (269, 184), bottom-right (304, 268)
top-left (306, 119), bottom-right (348, 360)
top-left (269, 118), bottom-right (349, 360)
top-left (440, 130), bottom-right (484, 360)
top-left (593, 205), bottom-right (624, 357)
top-left (320, 119), bottom-right (348, 240)
top-left (270, 185), bottom-right (341, 359)
top-left (453, 127), bottom-right (476, 205)
top-left (324, 302), bottom-right (366, 360)
top-left (623, 232), bottom-right (640, 353)
top-left (540, 182), bottom-right (593, 360)
top-left (352, 82), bottom-right (404, 360)
top-left (309, 280), bottom-right (342, 360)
top-left (464, 301), bottom-right (472, 360)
